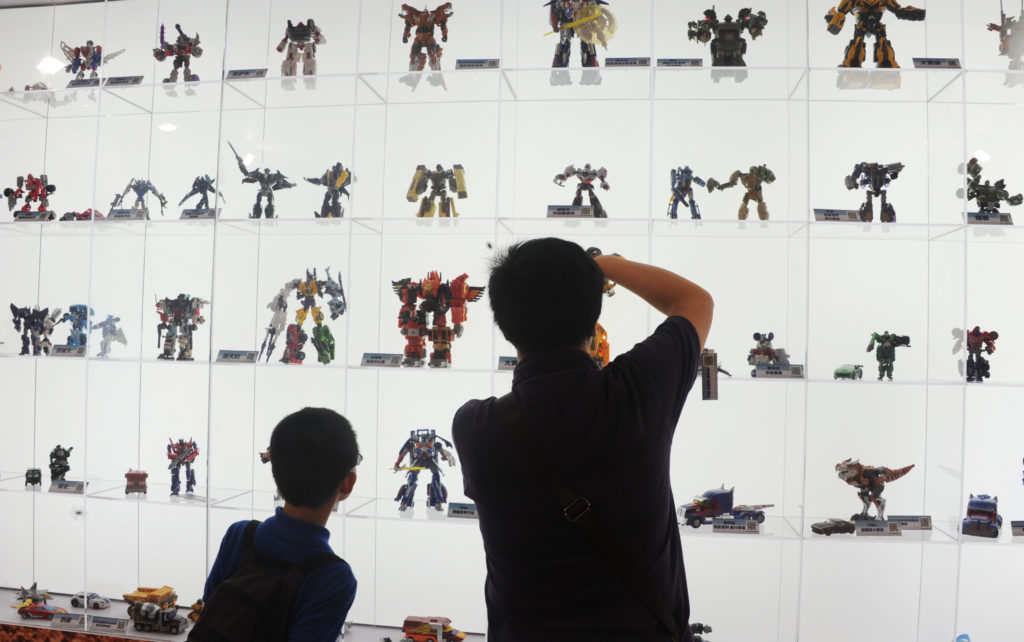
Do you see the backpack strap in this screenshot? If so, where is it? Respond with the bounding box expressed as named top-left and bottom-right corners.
top-left (241, 520), bottom-right (260, 551)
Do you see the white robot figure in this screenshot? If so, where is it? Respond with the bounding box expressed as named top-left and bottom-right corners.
top-left (277, 19), bottom-right (327, 76)
top-left (553, 163), bottom-right (610, 218)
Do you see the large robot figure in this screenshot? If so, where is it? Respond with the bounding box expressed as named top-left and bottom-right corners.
top-left (836, 458), bottom-right (914, 521)
top-left (965, 326), bottom-right (998, 383)
top-left (49, 444), bottom-right (74, 482)
top-left (110, 178), bottom-right (168, 218)
top-left (61, 305), bottom-right (93, 346)
top-left (59, 40), bottom-right (123, 81)
top-left (866, 330), bottom-right (910, 380)
top-left (546, 0), bottom-right (617, 68)
top-left (825, 0), bottom-right (925, 68)
top-left (399, 4), bottom-right (452, 72)
top-left (229, 142), bottom-right (295, 219)
top-left (392, 272), bottom-right (484, 367)
top-left (277, 19), bottom-right (327, 76)
top-left (407, 164), bottom-right (467, 218)
top-left (668, 166), bottom-right (706, 219)
top-left (959, 157), bottom-right (1022, 214)
top-left (687, 7), bottom-right (768, 67)
top-left (152, 23), bottom-right (203, 83)
top-left (554, 163), bottom-right (609, 218)
top-left (989, 2), bottom-right (1024, 72)
top-left (5, 174), bottom-right (56, 218)
top-left (708, 165), bottom-right (775, 220)
top-left (306, 163), bottom-right (352, 218)
top-left (167, 438), bottom-right (198, 496)
top-left (845, 162), bottom-right (904, 222)
top-left (179, 175), bottom-right (224, 212)
top-left (156, 294), bottom-right (208, 361)
top-left (91, 314), bottom-right (127, 357)
top-left (10, 304), bottom-right (63, 356)
top-left (260, 268), bottom-right (346, 365)
top-left (393, 429), bottom-right (457, 511)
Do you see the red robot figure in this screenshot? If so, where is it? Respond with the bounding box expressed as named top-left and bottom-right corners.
top-left (392, 272), bottom-right (484, 368)
top-left (393, 429), bottom-right (457, 511)
top-left (277, 19), bottom-right (327, 76)
top-left (965, 326), bottom-right (998, 383)
top-left (59, 40), bottom-right (124, 81)
top-left (399, 4), bottom-right (453, 72)
top-left (4, 174), bottom-right (56, 219)
top-left (167, 438), bottom-right (198, 496)
top-left (152, 24), bottom-right (203, 83)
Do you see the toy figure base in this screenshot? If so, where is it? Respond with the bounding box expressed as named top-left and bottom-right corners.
top-left (13, 210), bottom-right (55, 221)
top-left (547, 204), bottom-right (603, 218)
top-left (67, 78), bottom-right (100, 88)
top-left (711, 517), bottom-right (760, 534)
top-left (225, 68), bottom-right (268, 79)
top-left (835, 69), bottom-right (901, 91)
top-left (49, 479), bottom-right (88, 494)
top-left (855, 519), bottom-right (902, 536)
top-left (180, 208), bottom-right (219, 220)
top-left (447, 502), bottom-right (478, 519)
top-left (889, 515), bottom-right (932, 530)
top-left (51, 345), bottom-right (87, 357)
top-left (710, 68), bottom-right (748, 84)
top-left (361, 353), bottom-right (403, 367)
top-left (751, 363), bottom-right (804, 378)
top-left (967, 211), bottom-right (1013, 225)
top-left (108, 208), bottom-right (147, 220)
top-left (814, 208), bottom-right (861, 222)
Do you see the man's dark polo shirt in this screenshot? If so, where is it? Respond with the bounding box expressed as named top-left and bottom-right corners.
top-left (452, 316), bottom-right (701, 642)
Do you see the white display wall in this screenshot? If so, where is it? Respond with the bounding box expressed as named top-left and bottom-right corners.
top-left (0, 1), bottom-right (1021, 640)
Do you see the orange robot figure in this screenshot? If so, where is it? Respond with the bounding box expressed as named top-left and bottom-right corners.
top-left (399, 3), bottom-right (453, 72)
top-left (589, 322), bottom-right (609, 368)
top-left (392, 272), bottom-right (484, 368)
top-left (825, 0), bottom-right (925, 68)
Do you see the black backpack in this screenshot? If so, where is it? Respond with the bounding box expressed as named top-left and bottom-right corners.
top-left (188, 520), bottom-right (344, 641)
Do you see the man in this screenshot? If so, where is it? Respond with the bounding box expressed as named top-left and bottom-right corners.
top-left (453, 238), bottom-right (713, 641)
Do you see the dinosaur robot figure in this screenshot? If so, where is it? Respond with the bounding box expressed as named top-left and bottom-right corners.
top-left (835, 458), bottom-right (914, 521)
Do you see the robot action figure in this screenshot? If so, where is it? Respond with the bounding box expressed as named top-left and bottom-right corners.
top-left (167, 438), bottom-right (198, 496)
top-left (407, 164), bottom-right (467, 217)
top-left (156, 294), bottom-right (208, 360)
top-left (399, 4), bottom-right (452, 72)
top-left (747, 332), bottom-right (789, 367)
top-left (5, 174), bottom-right (56, 219)
top-left (110, 178), bottom-right (168, 219)
top-left (10, 305), bottom-right (63, 356)
top-left (306, 163), bottom-right (352, 218)
top-left (277, 19), bottom-right (327, 76)
top-left (668, 166), bottom-right (706, 220)
top-left (835, 458), bottom-right (914, 521)
top-left (61, 305), bottom-right (93, 347)
top-left (392, 272), bottom-right (485, 367)
top-left (59, 40), bottom-right (124, 81)
top-left (228, 142), bottom-right (295, 219)
top-left (589, 322), bottom-right (609, 367)
top-left (261, 268), bottom-right (345, 365)
top-left (825, 0), bottom-right (925, 68)
top-left (546, 0), bottom-right (617, 68)
top-left (90, 314), bottom-right (127, 357)
top-left (989, 1), bottom-right (1024, 75)
top-left (845, 162), bottom-right (904, 222)
top-left (708, 165), bottom-right (775, 220)
top-left (866, 330), bottom-right (910, 380)
top-left (965, 326), bottom-right (998, 383)
top-left (393, 429), bottom-right (457, 511)
top-left (152, 24), bottom-right (203, 83)
top-left (179, 175), bottom-right (224, 214)
top-left (49, 445), bottom-right (73, 482)
top-left (687, 7), bottom-right (768, 67)
top-left (554, 164), bottom-right (609, 218)
top-left (958, 157), bottom-right (1022, 215)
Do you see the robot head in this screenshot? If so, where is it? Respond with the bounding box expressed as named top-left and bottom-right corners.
top-left (435, 163), bottom-right (444, 171)
top-left (423, 271), bottom-right (442, 295)
top-left (583, 163), bottom-right (593, 172)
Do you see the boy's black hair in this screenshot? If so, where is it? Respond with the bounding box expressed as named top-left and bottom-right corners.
top-left (269, 407), bottom-right (360, 508)
top-left (489, 238), bottom-right (604, 354)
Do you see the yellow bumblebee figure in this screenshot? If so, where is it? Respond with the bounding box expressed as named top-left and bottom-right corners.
top-left (407, 164), bottom-right (467, 217)
top-left (825, 0), bottom-right (925, 68)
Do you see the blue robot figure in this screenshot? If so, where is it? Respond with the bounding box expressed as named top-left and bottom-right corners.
top-left (61, 305), bottom-right (94, 346)
top-left (90, 314), bottom-right (127, 357)
top-left (167, 438), bottom-right (198, 496)
top-left (110, 178), bottom-right (168, 218)
top-left (393, 429), bottom-right (456, 511)
top-left (179, 174), bottom-right (224, 212)
top-left (668, 166), bottom-right (707, 219)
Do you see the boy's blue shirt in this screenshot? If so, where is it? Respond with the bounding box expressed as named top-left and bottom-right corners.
top-left (203, 506), bottom-right (356, 642)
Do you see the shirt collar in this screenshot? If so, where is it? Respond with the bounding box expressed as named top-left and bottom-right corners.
top-left (512, 347), bottom-right (599, 387)
top-left (269, 506), bottom-right (332, 546)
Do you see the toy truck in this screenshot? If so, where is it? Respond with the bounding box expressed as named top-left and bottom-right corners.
top-left (681, 486), bottom-right (773, 529)
top-left (123, 586), bottom-right (178, 609)
top-left (962, 493), bottom-right (1002, 538)
top-left (127, 601), bottom-right (189, 634)
top-left (398, 615), bottom-right (467, 642)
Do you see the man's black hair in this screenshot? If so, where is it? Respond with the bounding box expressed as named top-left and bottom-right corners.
top-left (489, 237), bottom-right (604, 354)
top-left (269, 407), bottom-right (360, 508)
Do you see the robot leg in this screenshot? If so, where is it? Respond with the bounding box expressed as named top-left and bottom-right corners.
top-left (572, 189), bottom-right (584, 208)
top-left (265, 193), bottom-right (276, 219)
top-left (317, 193), bottom-right (331, 218)
top-left (427, 471), bottom-right (448, 511)
top-left (170, 467), bottom-right (181, 496)
top-left (977, 355), bottom-right (991, 381)
top-left (440, 197), bottom-right (452, 218)
top-left (688, 193), bottom-right (701, 220)
top-left (842, 34), bottom-right (867, 68)
top-left (552, 32), bottom-right (571, 68)
top-left (859, 193), bottom-right (874, 222)
top-left (410, 44), bottom-right (427, 72)
top-left (581, 41), bottom-right (599, 67)
top-left (165, 64), bottom-right (180, 84)
top-left (251, 195), bottom-right (264, 219)
top-left (427, 43), bottom-right (443, 71)
top-left (668, 196), bottom-right (680, 219)
top-left (590, 192), bottom-right (607, 218)
top-left (178, 334), bottom-right (194, 361)
top-left (396, 470), bottom-right (419, 510)
top-left (875, 34), bottom-right (899, 68)
top-left (186, 466), bottom-right (196, 494)
top-left (966, 354), bottom-right (978, 382)
top-left (418, 196), bottom-right (436, 218)
top-left (738, 195), bottom-right (750, 220)
top-left (303, 48), bottom-right (317, 76)
top-left (403, 333), bottom-right (427, 367)
top-left (19, 334), bottom-right (29, 355)
top-left (880, 193), bottom-right (896, 223)
top-left (330, 192), bottom-right (342, 218)
top-left (197, 193), bottom-right (209, 211)
top-left (756, 198), bottom-right (769, 221)
top-left (183, 61), bottom-right (198, 82)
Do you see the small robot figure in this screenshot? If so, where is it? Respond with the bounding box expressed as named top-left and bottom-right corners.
top-left (959, 157), bottom-right (1022, 214)
top-left (152, 24), bottom-right (203, 83)
top-left (60, 305), bottom-right (93, 347)
top-left (49, 444), bottom-right (74, 482)
top-left (546, 0), bottom-right (617, 68)
top-left (407, 164), bottom-right (467, 217)
top-left (60, 209), bottom-right (103, 221)
top-left (228, 141), bottom-right (295, 219)
top-left (707, 165), bottom-right (775, 220)
top-left (989, 2), bottom-right (1024, 71)
top-left (835, 458), bottom-right (914, 521)
top-left (263, 268), bottom-right (344, 365)
top-left (59, 40), bottom-right (123, 81)
top-left (866, 331), bottom-right (910, 380)
top-left (178, 175), bottom-right (224, 213)
top-left (5, 174), bottom-right (56, 219)
top-left (306, 163), bottom-right (352, 218)
top-left (691, 623), bottom-right (713, 642)
top-left (156, 294), bottom-right (209, 361)
top-left (965, 326), bottom-right (998, 383)
top-left (10, 305), bottom-right (63, 356)
top-left (668, 166), bottom-right (706, 219)
top-left (91, 314), bottom-right (127, 357)
top-left (589, 322), bottom-right (609, 367)
top-left (110, 178), bottom-right (168, 218)
top-left (554, 164), bottom-right (609, 218)
top-left (687, 7), bottom-right (768, 67)
top-left (25, 468), bottom-right (42, 489)
top-left (825, 0), bottom-right (925, 68)
top-left (845, 162), bottom-right (903, 222)
top-left (747, 332), bottom-right (789, 367)
top-left (167, 438), bottom-right (198, 496)
top-left (399, 4), bottom-right (453, 72)
top-left (393, 429), bottom-right (457, 511)
top-left (125, 469), bottom-right (148, 495)
top-left (277, 19), bottom-right (326, 76)
top-left (392, 272), bottom-right (485, 367)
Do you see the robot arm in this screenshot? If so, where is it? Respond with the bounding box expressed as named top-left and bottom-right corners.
top-left (227, 142), bottom-right (254, 182)
top-left (687, 9), bottom-right (716, 44)
top-left (147, 182), bottom-right (168, 213)
top-left (738, 8), bottom-right (768, 39)
top-left (597, 166), bottom-right (610, 190)
top-left (399, 6), bottom-right (415, 43)
top-left (707, 170), bottom-right (740, 192)
top-left (825, 0), bottom-right (854, 34)
top-left (554, 165), bottom-right (576, 186)
top-left (845, 163), bottom-right (865, 190)
top-left (271, 172), bottom-right (295, 191)
top-left (866, 333), bottom-right (878, 352)
top-left (394, 439), bottom-right (413, 469)
top-left (312, 23), bottom-right (326, 45)
top-left (886, 0), bottom-right (926, 21)
top-left (437, 3), bottom-right (453, 42)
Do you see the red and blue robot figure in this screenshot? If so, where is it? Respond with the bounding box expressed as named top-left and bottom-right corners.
top-left (546, 1), bottom-right (617, 68)
top-left (965, 326), bottom-right (998, 383)
top-left (61, 305), bottom-right (93, 347)
top-left (393, 429), bottom-right (457, 511)
top-left (4, 174), bottom-right (56, 219)
top-left (152, 23), bottom-right (203, 83)
top-left (156, 294), bottom-right (208, 361)
top-left (59, 40), bottom-right (123, 81)
top-left (392, 272), bottom-right (485, 368)
top-left (168, 438), bottom-right (198, 496)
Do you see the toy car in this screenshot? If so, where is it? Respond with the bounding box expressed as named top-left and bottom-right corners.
top-left (811, 518), bottom-right (856, 536)
top-left (962, 493), bottom-right (1002, 538)
top-left (71, 591), bottom-right (111, 609)
top-left (25, 468), bottom-right (42, 488)
top-left (833, 364), bottom-right (863, 380)
top-left (18, 602), bottom-right (68, 620)
top-left (399, 616), bottom-right (467, 642)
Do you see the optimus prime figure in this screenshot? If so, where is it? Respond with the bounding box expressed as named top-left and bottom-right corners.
top-left (393, 429), bottom-right (457, 511)
top-left (392, 272), bottom-right (485, 367)
top-left (835, 458), bottom-right (914, 521)
top-left (825, 0), bottom-right (925, 68)
top-left (152, 24), bottom-right (203, 83)
top-left (167, 438), bottom-right (198, 496)
top-left (958, 157), bottom-right (1022, 214)
top-left (277, 19), bottom-right (326, 76)
top-left (965, 326), bottom-right (998, 383)
top-left (59, 40), bottom-right (123, 81)
top-left (61, 305), bottom-right (93, 347)
top-left (156, 294), bottom-right (208, 361)
top-left (546, 1), bottom-right (617, 68)
top-left (306, 163), bottom-right (352, 218)
top-left (668, 166), bottom-right (706, 219)
top-left (708, 165), bottom-right (775, 220)
top-left (554, 164), bottom-right (609, 218)
top-left (229, 141), bottom-right (295, 219)
top-left (866, 331), bottom-right (910, 380)
top-left (49, 444), bottom-right (74, 482)
top-left (10, 304), bottom-right (63, 356)
top-left (407, 164), bottom-right (467, 217)
top-left (399, 4), bottom-right (452, 72)
top-left (989, 1), bottom-right (1024, 74)
top-left (747, 332), bottom-right (789, 368)
top-left (91, 314), bottom-right (127, 357)
top-left (260, 268), bottom-right (346, 365)
top-left (179, 175), bottom-right (224, 213)
top-left (110, 178), bottom-right (168, 218)
top-left (5, 174), bottom-right (56, 219)
top-left (845, 162), bottom-right (904, 222)
top-left (687, 7), bottom-right (768, 67)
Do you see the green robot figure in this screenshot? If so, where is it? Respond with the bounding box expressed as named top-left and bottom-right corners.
top-left (866, 331), bottom-right (910, 380)
top-left (707, 164), bottom-right (776, 220)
